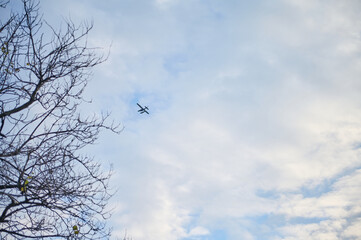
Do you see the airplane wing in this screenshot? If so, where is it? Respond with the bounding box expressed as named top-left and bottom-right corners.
top-left (137, 103), bottom-right (149, 114)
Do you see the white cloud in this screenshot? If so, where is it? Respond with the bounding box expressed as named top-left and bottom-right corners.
top-left (342, 218), bottom-right (361, 238)
top-left (275, 170), bottom-right (361, 238)
top-left (36, 0), bottom-right (361, 239)
top-left (188, 226), bottom-right (210, 237)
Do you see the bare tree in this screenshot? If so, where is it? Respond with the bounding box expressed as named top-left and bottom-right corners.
top-left (0, 0), bottom-right (120, 239)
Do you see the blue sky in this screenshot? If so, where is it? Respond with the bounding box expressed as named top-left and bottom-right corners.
top-left (19, 0), bottom-right (361, 239)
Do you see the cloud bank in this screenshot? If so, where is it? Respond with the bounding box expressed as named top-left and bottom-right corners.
top-left (38, 0), bottom-right (361, 239)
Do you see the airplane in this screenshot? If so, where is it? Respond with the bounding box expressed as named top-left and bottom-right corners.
top-left (137, 103), bottom-right (149, 114)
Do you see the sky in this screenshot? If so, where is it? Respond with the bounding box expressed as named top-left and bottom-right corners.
top-left (12, 0), bottom-right (361, 239)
